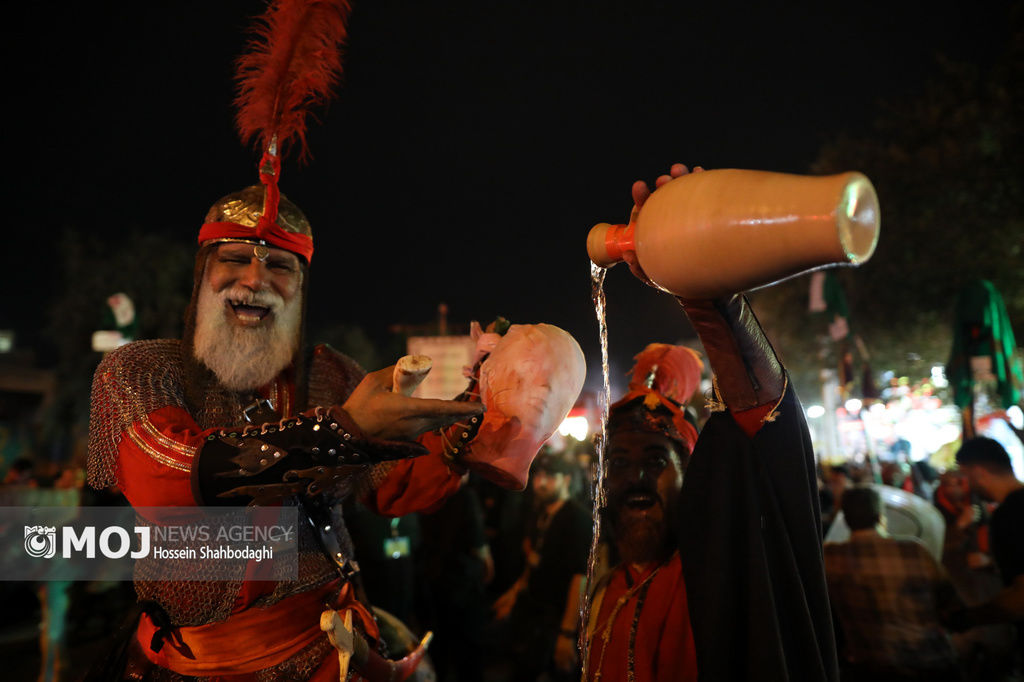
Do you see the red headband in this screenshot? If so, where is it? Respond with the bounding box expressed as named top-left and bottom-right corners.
top-left (197, 221), bottom-right (314, 263)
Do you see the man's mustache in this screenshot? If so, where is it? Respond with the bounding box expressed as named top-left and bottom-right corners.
top-left (218, 286), bottom-right (283, 311)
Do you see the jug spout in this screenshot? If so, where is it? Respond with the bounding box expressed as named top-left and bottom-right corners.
top-left (586, 222), bottom-right (635, 268)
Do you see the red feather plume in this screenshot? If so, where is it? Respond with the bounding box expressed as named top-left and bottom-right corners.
top-left (628, 343), bottom-right (703, 405)
top-left (234, 0), bottom-right (353, 161)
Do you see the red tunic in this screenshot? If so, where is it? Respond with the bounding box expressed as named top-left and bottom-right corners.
top-left (585, 552), bottom-right (697, 681)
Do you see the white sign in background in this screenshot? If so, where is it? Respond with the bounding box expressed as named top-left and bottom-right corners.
top-left (406, 335), bottom-right (477, 400)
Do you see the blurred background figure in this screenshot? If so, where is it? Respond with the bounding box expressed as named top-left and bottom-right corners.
top-left (416, 473), bottom-right (492, 682)
top-left (934, 469), bottom-right (1018, 681)
top-left (491, 452), bottom-right (592, 681)
top-left (948, 437), bottom-right (1024, 676)
top-left (343, 499), bottom-right (421, 628)
top-left (825, 486), bottom-right (965, 681)
top-left (3, 457), bottom-right (37, 487)
top-left (822, 463), bottom-right (853, 533)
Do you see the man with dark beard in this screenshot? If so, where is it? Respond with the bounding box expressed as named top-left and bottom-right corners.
top-left (584, 343), bottom-right (702, 681)
top-left (87, 186), bottom-right (491, 681)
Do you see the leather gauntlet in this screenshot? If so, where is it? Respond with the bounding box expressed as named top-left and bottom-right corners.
top-left (192, 406), bottom-right (428, 506)
top-left (678, 294), bottom-right (784, 411)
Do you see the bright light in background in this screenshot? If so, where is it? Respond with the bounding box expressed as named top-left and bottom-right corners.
top-left (1008, 405), bottom-right (1024, 430)
top-left (558, 416), bottom-right (590, 441)
top-left (931, 365), bottom-right (948, 388)
top-left (868, 402), bottom-right (886, 416)
top-left (844, 398), bottom-right (863, 413)
top-left (806, 405), bottom-right (825, 419)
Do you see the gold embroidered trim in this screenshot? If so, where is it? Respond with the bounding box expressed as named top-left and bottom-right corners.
top-left (703, 374), bottom-right (787, 424)
top-left (126, 424), bottom-right (192, 472)
top-left (760, 374), bottom-right (788, 425)
top-left (705, 375), bottom-right (726, 413)
top-left (137, 418), bottom-right (196, 459)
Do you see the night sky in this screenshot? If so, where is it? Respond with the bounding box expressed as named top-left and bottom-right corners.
top-left (5, 1), bottom-right (1017, 395)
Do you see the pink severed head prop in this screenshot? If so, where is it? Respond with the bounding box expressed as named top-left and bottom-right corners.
top-left (463, 323), bottom-right (586, 490)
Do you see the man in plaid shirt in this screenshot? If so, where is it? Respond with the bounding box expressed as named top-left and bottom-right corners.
top-left (824, 486), bottom-right (964, 681)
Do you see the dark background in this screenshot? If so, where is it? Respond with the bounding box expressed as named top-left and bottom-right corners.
top-left (3, 1), bottom-right (1019, 396)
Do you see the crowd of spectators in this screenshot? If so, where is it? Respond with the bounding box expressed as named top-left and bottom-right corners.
top-left (819, 435), bottom-right (1023, 681)
top-left (3, 427), bottom-right (1022, 681)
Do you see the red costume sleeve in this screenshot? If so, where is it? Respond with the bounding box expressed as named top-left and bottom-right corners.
top-left (361, 430), bottom-right (462, 516)
top-left (116, 406), bottom-right (219, 507)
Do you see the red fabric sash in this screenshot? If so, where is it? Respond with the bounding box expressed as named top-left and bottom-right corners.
top-left (136, 579), bottom-right (375, 676)
top-left (199, 221), bottom-right (314, 263)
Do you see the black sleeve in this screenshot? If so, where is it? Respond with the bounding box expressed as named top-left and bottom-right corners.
top-left (991, 491), bottom-right (1024, 585)
top-left (677, 381), bottom-right (839, 682)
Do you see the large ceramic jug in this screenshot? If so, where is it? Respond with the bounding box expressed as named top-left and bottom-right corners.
top-left (587, 169), bottom-right (880, 298)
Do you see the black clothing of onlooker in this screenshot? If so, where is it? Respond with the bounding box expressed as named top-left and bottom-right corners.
top-left (342, 499), bottom-right (420, 626)
top-left (990, 488), bottom-right (1024, 587)
top-left (525, 499), bottom-right (591, 612)
top-left (417, 484), bottom-right (490, 682)
top-left (990, 487), bottom-right (1024, 655)
top-left (477, 477), bottom-right (527, 596)
top-left (503, 498), bottom-right (592, 681)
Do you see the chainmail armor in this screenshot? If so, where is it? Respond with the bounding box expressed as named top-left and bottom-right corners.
top-left (88, 340), bottom-right (190, 491)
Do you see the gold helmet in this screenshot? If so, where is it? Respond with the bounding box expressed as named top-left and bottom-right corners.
top-left (198, 184), bottom-right (314, 263)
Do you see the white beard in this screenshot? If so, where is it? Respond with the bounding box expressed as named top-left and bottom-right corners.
top-left (193, 281), bottom-right (302, 392)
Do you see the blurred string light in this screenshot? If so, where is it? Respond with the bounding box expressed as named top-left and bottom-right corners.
top-left (1008, 405), bottom-right (1024, 430)
top-left (558, 416), bottom-right (590, 441)
top-left (844, 398), bottom-right (863, 413)
top-left (806, 405), bottom-right (826, 419)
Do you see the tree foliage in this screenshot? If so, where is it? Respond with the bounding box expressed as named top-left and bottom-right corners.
top-left (44, 230), bottom-right (193, 447)
top-left (752, 23), bottom-right (1024, 399)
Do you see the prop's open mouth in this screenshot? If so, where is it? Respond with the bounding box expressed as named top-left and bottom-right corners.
top-left (229, 300), bottom-right (271, 323)
top-left (623, 491), bottom-right (658, 510)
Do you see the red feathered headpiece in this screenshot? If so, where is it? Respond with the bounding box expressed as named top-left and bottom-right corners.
top-left (234, 0), bottom-right (352, 162)
top-left (199, 0), bottom-right (352, 263)
top-left (608, 344), bottom-right (703, 453)
top-left (627, 343), bottom-right (703, 404)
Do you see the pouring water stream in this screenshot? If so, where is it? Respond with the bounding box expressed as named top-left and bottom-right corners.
top-left (579, 262), bottom-right (610, 671)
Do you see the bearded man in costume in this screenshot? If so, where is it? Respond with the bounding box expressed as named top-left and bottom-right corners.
top-left (84, 3), bottom-right (590, 679)
top-left (584, 164), bottom-right (839, 681)
top-left (87, 181), bottom-right (495, 680)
